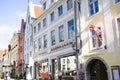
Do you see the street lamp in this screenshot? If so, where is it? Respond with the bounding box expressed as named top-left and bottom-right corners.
top-left (73, 0), bottom-right (81, 80)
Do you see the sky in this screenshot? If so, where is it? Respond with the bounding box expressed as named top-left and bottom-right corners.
top-left (0, 0), bottom-right (40, 50)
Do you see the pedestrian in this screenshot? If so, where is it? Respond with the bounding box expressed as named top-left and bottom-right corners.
top-left (24, 70), bottom-right (26, 80)
top-left (5, 72), bottom-right (8, 80)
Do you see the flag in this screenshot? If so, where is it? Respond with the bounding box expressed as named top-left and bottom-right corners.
top-left (89, 24), bottom-right (101, 37)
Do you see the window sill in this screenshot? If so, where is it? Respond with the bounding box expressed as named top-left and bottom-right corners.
top-left (89, 46), bottom-right (105, 53)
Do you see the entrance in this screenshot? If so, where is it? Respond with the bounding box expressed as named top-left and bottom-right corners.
top-left (86, 59), bottom-right (108, 80)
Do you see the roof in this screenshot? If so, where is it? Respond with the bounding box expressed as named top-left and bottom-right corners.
top-left (34, 5), bottom-right (42, 18)
top-left (29, 3), bottom-right (42, 19)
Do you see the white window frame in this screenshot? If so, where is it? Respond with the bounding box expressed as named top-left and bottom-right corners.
top-left (115, 16), bottom-right (120, 47)
top-left (87, 0), bottom-right (100, 17)
top-left (89, 23), bottom-right (105, 51)
top-left (51, 30), bottom-right (56, 46)
top-left (113, 0), bottom-right (120, 4)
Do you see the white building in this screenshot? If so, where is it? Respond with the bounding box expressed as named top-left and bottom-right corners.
top-left (24, 0), bottom-right (42, 79)
top-left (32, 0), bottom-right (79, 80)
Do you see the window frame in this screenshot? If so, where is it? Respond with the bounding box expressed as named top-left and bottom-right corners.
top-left (38, 23), bottom-right (41, 31)
top-left (43, 2), bottom-right (46, 10)
top-left (115, 16), bottom-right (120, 47)
top-left (43, 34), bottom-right (47, 48)
top-left (67, 0), bottom-right (73, 10)
top-left (58, 5), bottom-right (63, 16)
top-left (50, 12), bottom-right (54, 22)
top-left (43, 18), bottom-right (47, 27)
top-left (59, 25), bottom-right (64, 42)
top-left (114, 0), bottom-right (120, 4)
top-left (68, 19), bottom-right (75, 39)
top-left (51, 30), bottom-right (56, 46)
top-left (89, 24), bottom-right (104, 51)
top-left (88, 0), bottom-right (99, 16)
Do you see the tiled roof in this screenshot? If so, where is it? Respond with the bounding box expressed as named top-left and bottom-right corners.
top-left (34, 5), bottom-right (42, 18)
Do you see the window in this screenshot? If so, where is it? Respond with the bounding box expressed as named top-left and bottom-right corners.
top-left (89, 26), bottom-right (103, 50)
top-left (63, 59), bottom-right (65, 63)
top-left (58, 5), bottom-right (63, 16)
top-left (34, 40), bottom-right (37, 52)
top-left (51, 0), bottom-right (54, 3)
top-left (38, 38), bottom-right (42, 50)
top-left (116, 18), bottom-right (120, 46)
top-left (115, 0), bottom-right (120, 4)
top-left (88, 0), bottom-right (99, 16)
top-left (34, 26), bottom-right (36, 33)
top-left (68, 19), bottom-right (75, 39)
top-left (43, 35), bottom-right (47, 48)
top-left (67, 0), bottom-right (73, 10)
top-left (51, 30), bottom-right (55, 46)
top-left (59, 25), bottom-right (64, 42)
top-left (50, 12), bottom-right (54, 21)
top-left (43, 18), bottom-right (47, 27)
top-left (38, 23), bottom-right (41, 31)
top-left (43, 2), bottom-right (46, 10)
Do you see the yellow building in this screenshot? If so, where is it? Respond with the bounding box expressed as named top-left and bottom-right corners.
top-left (78, 0), bottom-right (120, 80)
top-left (9, 31), bottom-right (20, 78)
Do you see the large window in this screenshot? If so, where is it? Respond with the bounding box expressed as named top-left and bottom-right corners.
top-left (58, 5), bottom-right (63, 16)
top-left (88, 0), bottom-right (99, 16)
top-left (116, 17), bottom-right (120, 46)
top-left (43, 35), bottom-right (47, 48)
top-left (59, 25), bottom-right (64, 42)
top-left (50, 12), bottom-right (54, 21)
top-left (89, 25), bottom-right (103, 50)
top-left (38, 23), bottom-right (41, 31)
top-left (60, 56), bottom-right (76, 76)
top-left (68, 19), bottom-right (75, 39)
top-left (51, 30), bottom-right (55, 46)
top-left (38, 38), bottom-right (42, 50)
top-left (43, 2), bottom-right (46, 10)
top-left (67, 0), bottom-right (73, 10)
top-left (43, 18), bottom-right (46, 27)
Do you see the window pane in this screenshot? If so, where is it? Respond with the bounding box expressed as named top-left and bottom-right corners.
top-left (58, 5), bottom-right (63, 16)
top-left (68, 20), bottom-right (74, 39)
top-left (38, 23), bottom-right (41, 31)
top-left (51, 30), bottom-right (55, 45)
top-left (59, 25), bottom-right (64, 42)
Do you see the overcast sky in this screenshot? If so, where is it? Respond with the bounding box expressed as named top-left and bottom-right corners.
top-left (0, 0), bottom-right (40, 50)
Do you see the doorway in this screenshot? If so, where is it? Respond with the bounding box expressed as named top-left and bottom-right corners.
top-left (86, 59), bottom-right (108, 80)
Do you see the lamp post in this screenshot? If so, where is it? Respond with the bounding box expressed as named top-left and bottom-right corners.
top-left (73, 0), bottom-right (81, 80)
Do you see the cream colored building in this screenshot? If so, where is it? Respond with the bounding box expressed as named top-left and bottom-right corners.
top-left (9, 31), bottom-right (20, 77)
top-left (79, 0), bottom-right (120, 80)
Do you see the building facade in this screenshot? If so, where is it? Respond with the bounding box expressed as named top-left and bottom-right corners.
top-left (79, 0), bottom-right (120, 80)
top-left (9, 31), bottom-right (20, 78)
top-left (24, 0), bottom-right (42, 79)
top-left (17, 19), bottom-right (26, 78)
top-left (32, 0), bottom-right (78, 80)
